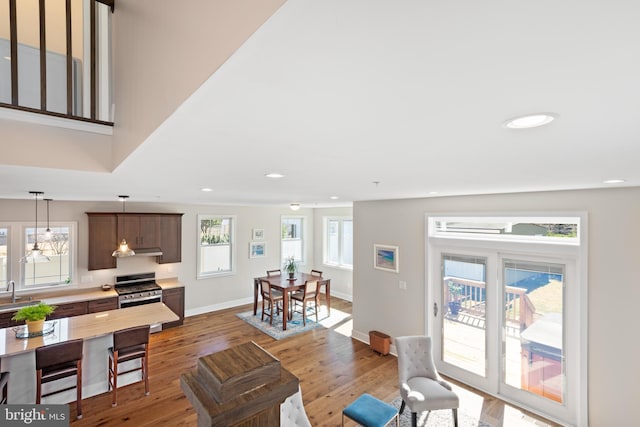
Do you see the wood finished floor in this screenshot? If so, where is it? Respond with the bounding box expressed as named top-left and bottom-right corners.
top-left (69, 297), bottom-right (561, 426)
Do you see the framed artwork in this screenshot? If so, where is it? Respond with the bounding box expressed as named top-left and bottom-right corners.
top-left (374, 244), bottom-right (399, 273)
top-left (249, 242), bottom-right (267, 258)
top-left (252, 228), bottom-right (264, 240)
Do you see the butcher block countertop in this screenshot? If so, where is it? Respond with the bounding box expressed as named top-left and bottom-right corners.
top-left (0, 302), bottom-right (178, 358)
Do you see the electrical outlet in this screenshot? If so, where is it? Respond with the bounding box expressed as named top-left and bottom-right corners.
top-left (399, 280), bottom-right (407, 290)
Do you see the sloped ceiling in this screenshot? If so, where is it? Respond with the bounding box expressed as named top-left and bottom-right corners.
top-left (2, 0), bottom-right (639, 207)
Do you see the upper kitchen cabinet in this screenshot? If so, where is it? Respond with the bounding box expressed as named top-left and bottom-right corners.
top-left (87, 213), bottom-right (183, 270)
top-left (87, 213), bottom-right (118, 270)
top-left (117, 214), bottom-right (160, 249)
top-left (159, 214), bottom-right (182, 264)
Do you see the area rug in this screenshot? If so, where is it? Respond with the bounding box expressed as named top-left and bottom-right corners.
top-left (390, 397), bottom-right (493, 427)
top-left (236, 308), bottom-right (322, 340)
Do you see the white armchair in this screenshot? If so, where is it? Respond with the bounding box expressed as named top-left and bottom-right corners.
top-left (280, 385), bottom-right (312, 427)
top-left (395, 336), bottom-right (459, 427)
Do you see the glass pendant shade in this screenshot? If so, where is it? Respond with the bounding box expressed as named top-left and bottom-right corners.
top-left (112, 195), bottom-right (135, 257)
top-left (20, 191), bottom-right (50, 264)
top-left (112, 239), bottom-right (135, 257)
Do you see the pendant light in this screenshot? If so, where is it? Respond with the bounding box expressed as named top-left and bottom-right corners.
top-left (20, 191), bottom-right (50, 263)
top-left (44, 198), bottom-right (52, 241)
top-left (112, 195), bottom-right (135, 257)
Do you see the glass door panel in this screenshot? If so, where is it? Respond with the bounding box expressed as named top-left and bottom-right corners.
top-left (442, 254), bottom-right (487, 377)
top-left (502, 260), bottom-right (565, 404)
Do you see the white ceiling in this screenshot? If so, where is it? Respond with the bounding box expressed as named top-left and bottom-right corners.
top-left (3, 0), bottom-right (640, 207)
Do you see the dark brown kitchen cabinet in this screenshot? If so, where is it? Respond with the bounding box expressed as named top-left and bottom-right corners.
top-left (48, 301), bottom-right (88, 320)
top-left (159, 214), bottom-right (182, 264)
top-left (88, 296), bottom-right (118, 313)
top-left (0, 310), bottom-right (21, 329)
top-left (87, 213), bottom-right (183, 271)
top-left (162, 287), bottom-right (184, 328)
top-left (87, 213), bottom-right (117, 270)
top-left (117, 214), bottom-right (160, 249)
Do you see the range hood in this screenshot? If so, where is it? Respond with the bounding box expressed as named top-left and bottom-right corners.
top-left (133, 247), bottom-right (164, 257)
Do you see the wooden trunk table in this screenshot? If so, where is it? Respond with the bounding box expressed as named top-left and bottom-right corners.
top-left (181, 341), bottom-right (298, 426)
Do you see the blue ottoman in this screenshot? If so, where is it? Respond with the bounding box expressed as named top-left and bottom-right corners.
top-left (342, 393), bottom-right (399, 427)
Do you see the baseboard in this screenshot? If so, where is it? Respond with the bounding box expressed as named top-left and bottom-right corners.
top-left (185, 297), bottom-right (253, 317)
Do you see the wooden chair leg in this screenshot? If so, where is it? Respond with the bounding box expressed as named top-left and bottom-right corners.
top-left (144, 350), bottom-right (150, 396)
top-left (76, 360), bottom-right (82, 419)
top-left (36, 370), bottom-right (42, 404)
top-left (111, 352), bottom-right (118, 407)
top-left (399, 400), bottom-right (406, 414)
top-left (453, 408), bottom-right (458, 427)
top-left (269, 301), bottom-right (274, 326)
top-left (261, 299), bottom-right (265, 321)
top-left (411, 412), bottom-right (417, 427)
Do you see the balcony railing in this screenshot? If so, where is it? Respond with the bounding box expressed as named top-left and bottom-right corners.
top-left (444, 276), bottom-right (536, 332)
top-left (1, 0), bottom-right (114, 124)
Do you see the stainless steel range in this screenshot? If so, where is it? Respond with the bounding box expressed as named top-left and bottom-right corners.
top-left (115, 272), bottom-right (163, 309)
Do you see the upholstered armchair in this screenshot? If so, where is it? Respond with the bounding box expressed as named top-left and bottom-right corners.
top-left (280, 385), bottom-right (311, 427)
top-left (395, 335), bottom-right (459, 427)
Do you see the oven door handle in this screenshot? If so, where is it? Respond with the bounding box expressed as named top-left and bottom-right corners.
top-left (119, 294), bottom-right (163, 307)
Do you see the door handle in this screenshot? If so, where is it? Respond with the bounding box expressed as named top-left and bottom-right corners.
top-left (433, 302), bottom-right (438, 317)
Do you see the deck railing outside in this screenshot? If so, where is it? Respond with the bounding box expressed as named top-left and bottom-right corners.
top-left (444, 276), bottom-right (536, 333)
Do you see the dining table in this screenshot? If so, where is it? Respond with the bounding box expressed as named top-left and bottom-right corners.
top-left (252, 273), bottom-right (331, 331)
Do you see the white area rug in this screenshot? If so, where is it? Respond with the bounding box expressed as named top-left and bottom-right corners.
top-left (390, 397), bottom-right (494, 427)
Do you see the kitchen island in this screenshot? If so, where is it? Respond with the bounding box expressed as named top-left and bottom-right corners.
top-left (0, 302), bottom-right (178, 404)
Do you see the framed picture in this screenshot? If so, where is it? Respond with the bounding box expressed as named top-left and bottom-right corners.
top-left (249, 242), bottom-right (267, 258)
top-left (374, 244), bottom-right (399, 273)
top-left (252, 228), bottom-right (264, 240)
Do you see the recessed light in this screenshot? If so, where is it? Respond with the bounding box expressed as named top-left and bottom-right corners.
top-left (200, 187), bottom-right (213, 192)
top-left (503, 113), bottom-right (556, 129)
top-left (265, 173), bottom-right (284, 179)
top-left (330, 196), bottom-right (339, 200)
top-left (603, 179), bottom-right (625, 184)
top-left (428, 191), bottom-right (438, 195)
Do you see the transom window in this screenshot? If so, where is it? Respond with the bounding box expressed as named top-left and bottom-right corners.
top-left (197, 215), bottom-right (235, 278)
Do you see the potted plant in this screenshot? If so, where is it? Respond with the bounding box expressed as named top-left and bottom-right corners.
top-left (284, 256), bottom-right (297, 279)
top-left (447, 280), bottom-right (464, 316)
top-left (12, 302), bottom-right (57, 335)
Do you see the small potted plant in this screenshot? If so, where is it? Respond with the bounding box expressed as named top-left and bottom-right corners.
top-left (447, 280), bottom-right (464, 316)
top-left (12, 302), bottom-right (57, 335)
top-left (284, 256), bottom-right (297, 279)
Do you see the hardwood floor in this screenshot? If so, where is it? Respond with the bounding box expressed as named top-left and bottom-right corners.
top-left (69, 297), bottom-right (560, 426)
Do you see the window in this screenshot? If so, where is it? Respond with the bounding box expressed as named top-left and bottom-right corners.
top-left (23, 225), bottom-right (72, 287)
top-left (324, 217), bottom-right (353, 269)
top-left (281, 216), bottom-right (304, 265)
top-left (0, 221), bottom-right (75, 290)
top-left (197, 215), bottom-right (235, 278)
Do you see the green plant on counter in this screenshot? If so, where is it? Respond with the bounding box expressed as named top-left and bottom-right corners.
top-left (11, 302), bottom-right (57, 321)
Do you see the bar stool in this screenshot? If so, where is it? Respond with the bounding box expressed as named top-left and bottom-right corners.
top-left (0, 371), bottom-right (8, 404)
top-left (35, 339), bottom-right (84, 419)
top-left (108, 325), bottom-right (150, 407)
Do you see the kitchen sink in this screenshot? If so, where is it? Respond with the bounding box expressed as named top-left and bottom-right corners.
top-left (0, 300), bottom-right (41, 312)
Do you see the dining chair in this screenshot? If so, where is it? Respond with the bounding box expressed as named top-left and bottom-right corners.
top-left (291, 280), bottom-right (319, 326)
top-left (108, 325), bottom-right (151, 407)
top-left (310, 269), bottom-right (323, 277)
top-left (267, 269), bottom-right (282, 277)
top-left (260, 279), bottom-right (284, 325)
top-left (36, 339), bottom-right (84, 419)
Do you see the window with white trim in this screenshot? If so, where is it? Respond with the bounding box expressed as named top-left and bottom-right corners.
top-left (197, 215), bottom-right (235, 278)
top-left (324, 217), bottom-right (353, 269)
top-left (281, 216), bottom-right (304, 265)
top-left (23, 224), bottom-right (72, 287)
top-left (0, 222), bottom-right (75, 291)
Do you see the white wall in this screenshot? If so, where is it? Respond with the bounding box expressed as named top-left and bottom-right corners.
top-left (0, 199), bottom-right (317, 315)
top-left (352, 187), bottom-right (640, 426)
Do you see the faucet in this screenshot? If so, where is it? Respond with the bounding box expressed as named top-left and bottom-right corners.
top-left (6, 280), bottom-right (17, 303)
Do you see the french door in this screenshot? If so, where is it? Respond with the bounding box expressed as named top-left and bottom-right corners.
top-left (429, 245), bottom-right (578, 425)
